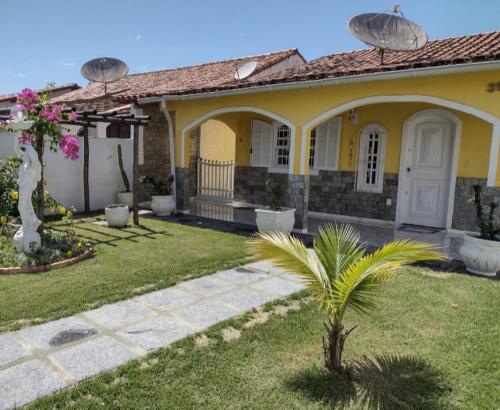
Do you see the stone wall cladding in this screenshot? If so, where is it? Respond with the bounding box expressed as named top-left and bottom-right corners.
top-left (452, 177), bottom-right (500, 231)
top-left (175, 167), bottom-right (190, 211)
top-left (288, 175), bottom-right (309, 229)
top-left (233, 166), bottom-right (309, 229)
top-left (308, 171), bottom-right (398, 221)
top-left (233, 166), bottom-right (289, 206)
top-left (188, 127), bottom-right (201, 198)
top-left (139, 104), bottom-right (170, 182)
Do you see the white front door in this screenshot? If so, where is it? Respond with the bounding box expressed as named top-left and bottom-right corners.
top-left (400, 118), bottom-right (454, 228)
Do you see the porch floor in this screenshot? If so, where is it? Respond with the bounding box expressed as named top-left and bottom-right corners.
top-left (189, 197), bottom-right (464, 261)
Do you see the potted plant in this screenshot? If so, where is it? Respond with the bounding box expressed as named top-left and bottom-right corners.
top-left (459, 184), bottom-right (500, 277)
top-left (105, 204), bottom-right (129, 228)
top-left (255, 179), bottom-right (295, 234)
top-left (141, 175), bottom-right (175, 216)
top-left (116, 144), bottom-right (133, 207)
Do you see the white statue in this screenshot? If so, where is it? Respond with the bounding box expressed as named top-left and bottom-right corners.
top-left (13, 144), bottom-right (42, 254)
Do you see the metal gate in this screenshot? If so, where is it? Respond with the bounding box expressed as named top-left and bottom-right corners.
top-left (197, 158), bottom-right (235, 199)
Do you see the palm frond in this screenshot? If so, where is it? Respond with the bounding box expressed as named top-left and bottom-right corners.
top-left (313, 224), bottom-right (366, 281)
top-left (333, 240), bottom-right (446, 318)
top-left (247, 232), bottom-right (333, 311)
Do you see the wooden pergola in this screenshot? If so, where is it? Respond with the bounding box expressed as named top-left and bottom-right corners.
top-left (60, 108), bottom-right (150, 225)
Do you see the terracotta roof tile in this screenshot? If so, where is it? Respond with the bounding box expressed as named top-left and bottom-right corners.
top-left (228, 31), bottom-right (500, 91)
top-left (57, 31), bottom-right (500, 104)
top-left (56, 49), bottom-right (303, 105)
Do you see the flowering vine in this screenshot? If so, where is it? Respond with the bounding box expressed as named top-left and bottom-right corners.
top-left (1, 86), bottom-right (81, 221)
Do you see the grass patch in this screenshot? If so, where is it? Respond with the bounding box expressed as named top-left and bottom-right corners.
top-left (30, 267), bottom-right (499, 409)
top-left (0, 216), bottom-right (249, 332)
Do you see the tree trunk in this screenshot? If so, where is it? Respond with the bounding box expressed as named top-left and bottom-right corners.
top-left (34, 138), bottom-right (45, 232)
top-left (322, 320), bottom-right (356, 373)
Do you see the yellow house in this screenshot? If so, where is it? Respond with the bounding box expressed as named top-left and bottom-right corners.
top-left (59, 31), bottom-right (500, 233)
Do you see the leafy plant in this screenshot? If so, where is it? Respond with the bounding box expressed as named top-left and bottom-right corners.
top-left (266, 179), bottom-right (286, 211)
top-left (0, 156), bottom-right (21, 217)
top-left (248, 224), bottom-right (444, 373)
top-left (117, 144), bottom-right (130, 192)
top-left (140, 175), bottom-right (174, 196)
top-left (471, 184), bottom-right (500, 241)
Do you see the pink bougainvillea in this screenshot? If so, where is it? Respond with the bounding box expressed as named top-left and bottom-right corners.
top-left (59, 134), bottom-right (80, 160)
top-left (69, 111), bottom-right (78, 122)
top-left (18, 132), bottom-right (36, 145)
top-left (41, 104), bottom-right (63, 123)
top-left (16, 88), bottom-right (39, 110)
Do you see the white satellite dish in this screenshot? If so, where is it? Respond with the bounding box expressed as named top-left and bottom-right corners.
top-left (234, 61), bottom-right (258, 81)
top-left (81, 57), bottom-right (129, 94)
top-left (348, 5), bottom-right (428, 64)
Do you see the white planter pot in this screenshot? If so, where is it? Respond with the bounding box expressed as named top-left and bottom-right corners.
top-left (105, 204), bottom-right (129, 228)
top-left (151, 195), bottom-right (175, 216)
top-left (459, 233), bottom-right (500, 277)
top-left (255, 208), bottom-right (295, 234)
top-left (116, 192), bottom-right (134, 208)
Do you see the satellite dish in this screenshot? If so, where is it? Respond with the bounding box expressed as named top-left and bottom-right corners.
top-left (234, 61), bottom-right (257, 81)
top-left (81, 57), bottom-right (129, 93)
top-left (348, 6), bottom-right (427, 63)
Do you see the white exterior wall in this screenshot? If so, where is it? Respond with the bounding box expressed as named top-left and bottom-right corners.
top-left (0, 131), bottom-right (133, 212)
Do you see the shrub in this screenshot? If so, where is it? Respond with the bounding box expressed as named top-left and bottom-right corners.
top-left (471, 184), bottom-right (500, 241)
top-left (265, 179), bottom-right (286, 211)
top-left (140, 175), bottom-right (174, 195)
top-left (0, 156), bottom-right (21, 217)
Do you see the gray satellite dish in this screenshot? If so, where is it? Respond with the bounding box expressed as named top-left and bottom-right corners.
top-left (234, 61), bottom-right (257, 81)
top-left (348, 7), bottom-right (427, 63)
top-left (81, 57), bottom-right (129, 93)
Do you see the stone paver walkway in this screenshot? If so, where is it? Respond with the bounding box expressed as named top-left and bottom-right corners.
top-left (0, 261), bottom-right (305, 409)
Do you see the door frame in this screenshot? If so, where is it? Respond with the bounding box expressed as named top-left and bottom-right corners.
top-left (395, 109), bottom-right (462, 229)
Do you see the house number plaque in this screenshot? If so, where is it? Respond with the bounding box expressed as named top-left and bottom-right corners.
top-left (486, 82), bottom-right (500, 93)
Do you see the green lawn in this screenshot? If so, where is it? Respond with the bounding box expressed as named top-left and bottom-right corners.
top-left (30, 267), bottom-right (499, 409)
top-left (0, 216), bottom-right (249, 332)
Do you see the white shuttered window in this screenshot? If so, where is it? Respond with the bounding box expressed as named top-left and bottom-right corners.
top-left (251, 120), bottom-right (273, 167)
top-left (310, 116), bottom-right (341, 171)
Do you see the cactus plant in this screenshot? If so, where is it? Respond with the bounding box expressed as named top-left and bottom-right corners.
top-left (117, 144), bottom-right (130, 192)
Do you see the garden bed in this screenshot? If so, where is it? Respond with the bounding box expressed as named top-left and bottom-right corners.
top-left (0, 249), bottom-right (93, 275)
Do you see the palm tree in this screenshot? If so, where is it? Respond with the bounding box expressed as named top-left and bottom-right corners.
top-left (247, 224), bottom-right (445, 373)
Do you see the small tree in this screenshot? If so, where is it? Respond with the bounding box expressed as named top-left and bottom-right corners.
top-left (248, 224), bottom-right (444, 373)
top-left (2, 87), bottom-right (80, 224)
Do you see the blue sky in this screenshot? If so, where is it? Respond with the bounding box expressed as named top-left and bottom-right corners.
top-left (1, 0), bottom-right (498, 94)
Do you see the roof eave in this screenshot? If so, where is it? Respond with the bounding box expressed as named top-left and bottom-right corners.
top-left (138, 59), bottom-right (500, 104)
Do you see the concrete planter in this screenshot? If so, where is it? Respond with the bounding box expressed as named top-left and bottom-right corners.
top-left (116, 192), bottom-right (134, 208)
top-left (105, 204), bottom-right (129, 228)
top-left (151, 195), bottom-right (175, 216)
top-left (459, 234), bottom-right (500, 277)
top-left (255, 208), bottom-right (295, 234)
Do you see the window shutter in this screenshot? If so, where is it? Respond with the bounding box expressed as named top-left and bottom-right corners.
top-left (325, 117), bottom-right (340, 169)
top-left (314, 122), bottom-right (328, 169)
top-left (251, 120), bottom-right (272, 167)
top-left (313, 117), bottom-right (341, 170)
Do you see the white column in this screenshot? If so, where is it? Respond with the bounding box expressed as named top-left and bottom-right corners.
top-left (487, 122), bottom-right (500, 187)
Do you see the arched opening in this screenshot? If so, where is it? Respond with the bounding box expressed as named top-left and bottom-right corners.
top-left (305, 101), bottom-right (493, 232)
top-left (180, 108), bottom-right (296, 224)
